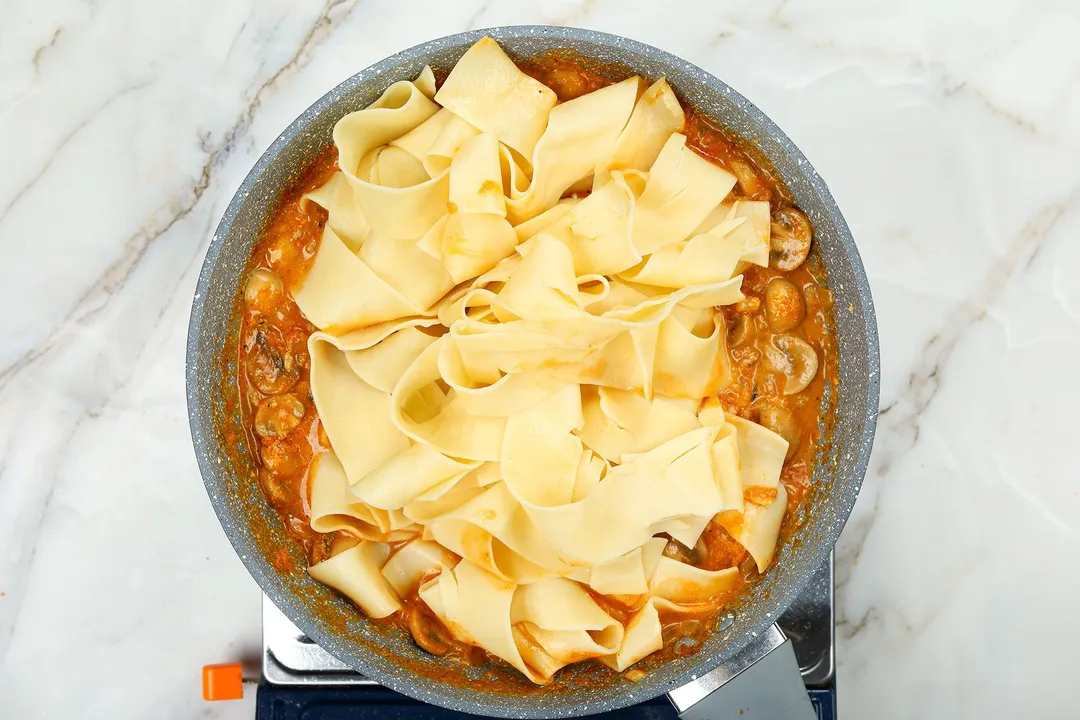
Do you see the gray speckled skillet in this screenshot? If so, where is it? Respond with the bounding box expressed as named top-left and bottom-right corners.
top-left (186, 25), bottom-right (879, 718)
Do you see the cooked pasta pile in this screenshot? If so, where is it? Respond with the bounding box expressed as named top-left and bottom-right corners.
top-left (291, 37), bottom-right (793, 683)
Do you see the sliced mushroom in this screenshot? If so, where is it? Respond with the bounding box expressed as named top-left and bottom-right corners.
top-left (259, 467), bottom-right (293, 507)
top-left (757, 404), bottom-right (801, 461)
top-left (255, 394), bottom-right (306, 438)
top-left (764, 278), bottom-right (806, 333)
top-left (735, 296), bottom-right (760, 314)
top-left (770, 207), bottom-right (813, 271)
top-left (662, 537), bottom-right (694, 565)
top-left (728, 157), bottom-right (770, 201)
top-left (246, 326), bottom-right (300, 395)
top-left (284, 326), bottom-right (311, 370)
top-left (728, 313), bottom-right (756, 348)
top-left (245, 269), bottom-right (283, 313)
top-left (260, 438), bottom-right (304, 478)
top-left (408, 604), bottom-right (452, 657)
top-left (803, 283), bottom-right (835, 310)
top-left (763, 335), bottom-right (819, 395)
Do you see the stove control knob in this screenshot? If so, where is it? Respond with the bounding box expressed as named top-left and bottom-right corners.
top-left (202, 663), bottom-right (244, 701)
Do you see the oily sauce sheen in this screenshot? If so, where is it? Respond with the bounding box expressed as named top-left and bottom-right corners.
top-left (231, 52), bottom-right (837, 679)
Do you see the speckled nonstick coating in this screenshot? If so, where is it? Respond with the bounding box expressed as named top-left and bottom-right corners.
top-left (186, 26), bottom-right (880, 718)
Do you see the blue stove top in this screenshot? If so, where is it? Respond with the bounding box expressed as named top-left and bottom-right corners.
top-left (256, 682), bottom-right (836, 719)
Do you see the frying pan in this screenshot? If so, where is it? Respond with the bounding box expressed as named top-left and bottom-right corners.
top-left (186, 26), bottom-right (879, 719)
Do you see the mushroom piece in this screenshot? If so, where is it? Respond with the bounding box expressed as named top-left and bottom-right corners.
top-left (757, 404), bottom-right (801, 461)
top-left (769, 207), bottom-right (813, 272)
top-left (728, 158), bottom-right (770, 201)
top-left (245, 269), bottom-right (284, 313)
top-left (245, 326), bottom-right (300, 395)
top-left (735, 296), bottom-right (761, 314)
top-left (763, 335), bottom-right (819, 395)
top-left (728, 313), bottom-right (756, 348)
top-left (255, 394), bottom-right (306, 438)
top-left (408, 604), bottom-right (452, 657)
top-left (764, 278), bottom-right (806, 333)
top-left (259, 467), bottom-right (293, 507)
top-left (662, 537), bottom-right (695, 565)
top-left (260, 438), bottom-right (304, 478)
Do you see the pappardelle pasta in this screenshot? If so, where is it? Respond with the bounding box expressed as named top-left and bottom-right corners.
top-left (235, 38), bottom-right (835, 684)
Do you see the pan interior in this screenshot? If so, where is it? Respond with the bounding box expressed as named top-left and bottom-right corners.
top-left (186, 25), bottom-right (879, 718)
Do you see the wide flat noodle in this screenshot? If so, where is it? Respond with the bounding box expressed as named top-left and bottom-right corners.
top-left (309, 452), bottom-right (395, 539)
top-left (721, 483), bottom-right (788, 573)
top-left (420, 561), bottom-right (622, 684)
top-left (428, 481), bottom-right (569, 583)
top-left (593, 77), bottom-right (685, 189)
top-left (309, 541), bottom-right (402, 618)
top-left (506, 77), bottom-right (639, 224)
top-left (295, 228), bottom-right (423, 332)
top-left (578, 386), bottom-right (701, 463)
top-left (435, 37), bottom-right (558, 161)
top-left (632, 133), bottom-right (738, 254)
top-left (289, 36), bottom-right (798, 684)
top-left (390, 339), bottom-right (507, 461)
top-left (521, 173), bottom-right (644, 276)
top-left (568, 537), bottom-right (667, 595)
top-left (391, 108), bottom-right (482, 177)
top-left (419, 132), bottom-right (520, 282)
top-left (302, 172), bottom-right (371, 250)
top-left (648, 556), bottom-right (741, 603)
top-left (602, 597), bottom-right (688, 671)
top-left (510, 427), bottom-right (729, 566)
top-left (357, 234), bottom-right (454, 309)
top-left (352, 443), bottom-right (480, 510)
top-left (308, 334), bottom-right (411, 483)
top-left (345, 324), bottom-right (439, 393)
top-left (381, 539), bottom-right (458, 597)
top-left (334, 68), bottom-right (446, 240)
top-left (619, 202), bottom-right (770, 288)
top-left (725, 414), bottom-right (788, 489)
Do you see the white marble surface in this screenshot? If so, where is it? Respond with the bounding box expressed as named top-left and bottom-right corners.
top-left (1, 0), bottom-right (1078, 717)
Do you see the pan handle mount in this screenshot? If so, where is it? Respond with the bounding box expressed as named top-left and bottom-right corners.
top-left (666, 624), bottom-right (817, 720)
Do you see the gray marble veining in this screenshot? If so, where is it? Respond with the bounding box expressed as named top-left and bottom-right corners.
top-left (1, 1), bottom-right (1079, 718)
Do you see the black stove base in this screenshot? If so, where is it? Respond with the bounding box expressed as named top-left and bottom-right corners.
top-left (256, 681), bottom-right (836, 720)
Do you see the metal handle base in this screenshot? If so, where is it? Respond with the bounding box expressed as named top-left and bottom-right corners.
top-left (667, 625), bottom-right (817, 720)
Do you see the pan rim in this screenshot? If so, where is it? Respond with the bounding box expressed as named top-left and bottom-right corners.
top-left (186, 24), bottom-right (880, 718)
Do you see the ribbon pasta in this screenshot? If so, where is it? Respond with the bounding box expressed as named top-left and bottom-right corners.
top-left (297, 37), bottom-right (788, 684)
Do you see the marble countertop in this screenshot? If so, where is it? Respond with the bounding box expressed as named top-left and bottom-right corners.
top-left (1, 0), bottom-right (1078, 717)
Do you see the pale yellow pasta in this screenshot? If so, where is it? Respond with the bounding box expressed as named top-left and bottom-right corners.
top-left (309, 541), bottom-right (403, 618)
top-left (505, 77), bottom-right (639, 223)
top-left (593, 77), bottom-right (685, 189)
top-left (295, 228), bottom-right (423, 331)
top-left (289, 37), bottom-right (799, 684)
top-left (308, 337), bottom-right (411, 484)
top-left (619, 201), bottom-right (771, 289)
top-left (434, 37), bottom-right (557, 162)
top-left (381, 539), bottom-right (458, 598)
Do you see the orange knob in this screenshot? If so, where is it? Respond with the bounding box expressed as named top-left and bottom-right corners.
top-left (202, 663), bottom-right (244, 701)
